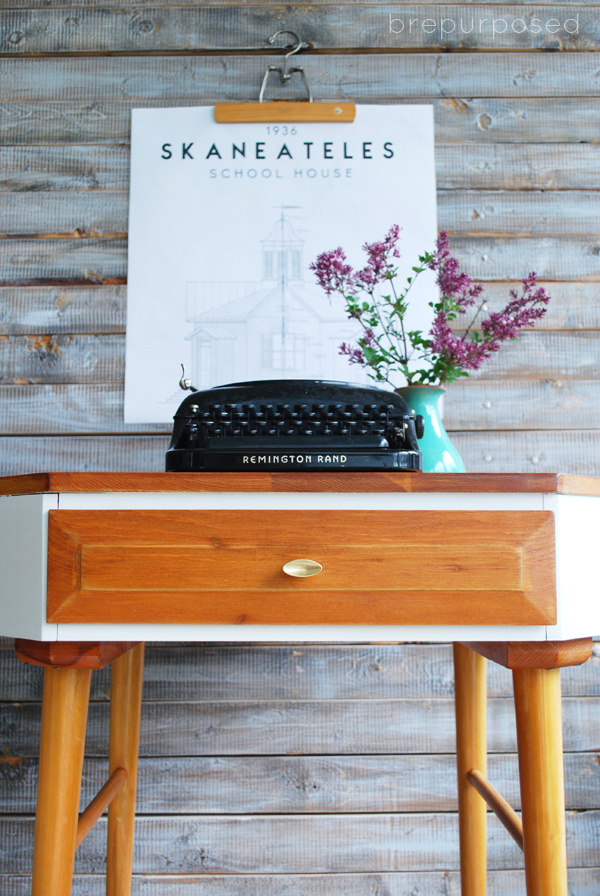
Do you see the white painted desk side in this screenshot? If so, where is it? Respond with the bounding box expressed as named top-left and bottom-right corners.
top-left (544, 493), bottom-right (600, 641)
top-left (0, 493), bottom-right (58, 640)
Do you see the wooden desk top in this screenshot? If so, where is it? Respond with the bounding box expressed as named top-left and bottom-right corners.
top-left (1, 471), bottom-right (599, 496)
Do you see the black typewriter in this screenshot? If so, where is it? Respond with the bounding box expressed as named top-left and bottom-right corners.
top-left (166, 379), bottom-right (424, 472)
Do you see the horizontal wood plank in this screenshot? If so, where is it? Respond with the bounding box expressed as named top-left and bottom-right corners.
top-left (0, 642), bottom-right (585, 699)
top-left (0, 193), bottom-right (128, 239)
top-left (437, 144), bottom-right (600, 190)
top-left (5, 811), bottom-right (600, 873)
top-left (452, 430), bottom-right (600, 474)
top-left (2, 697), bottom-right (599, 755)
top-left (0, 145), bottom-right (130, 192)
top-left (2, 330), bottom-right (599, 386)
top-left (2, 144), bottom-right (600, 194)
top-left (9, 0), bottom-right (600, 7)
top-left (0, 7), bottom-right (595, 54)
top-left (1, 871), bottom-right (600, 896)
top-left (1, 753), bottom-right (599, 814)
top-left (0, 285), bottom-right (126, 334)
top-left (1, 99), bottom-right (599, 146)
top-left (3, 55), bottom-right (600, 103)
top-left (440, 380), bottom-right (600, 430)
top-left (0, 379), bottom-right (598, 434)
top-left (1, 280), bottom-right (596, 334)
top-left (0, 334), bottom-right (122, 384)
top-left (3, 190), bottom-right (600, 238)
top-left (2, 236), bottom-right (598, 284)
top-left (0, 238), bottom-right (127, 286)
top-left (0, 385), bottom-right (167, 433)
top-left (2, 642), bottom-right (598, 702)
top-left (447, 236), bottom-right (600, 282)
top-left (0, 434), bottom-right (169, 473)
top-left (441, 191), bottom-right (600, 236)
top-left (5, 870), bottom-right (600, 896)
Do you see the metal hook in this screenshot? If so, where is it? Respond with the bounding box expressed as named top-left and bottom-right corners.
top-left (267, 30), bottom-right (306, 81)
top-left (259, 30), bottom-right (313, 103)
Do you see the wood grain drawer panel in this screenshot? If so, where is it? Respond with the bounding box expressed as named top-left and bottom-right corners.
top-left (46, 510), bottom-right (556, 626)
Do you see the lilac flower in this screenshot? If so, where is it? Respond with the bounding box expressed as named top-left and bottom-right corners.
top-left (309, 247), bottom-right (355, 296)
top-left (429, 272), bottom-right (550, 373)
top-left (429, 231), bottom-right (483, 312)
top-left (363, 328), bottom-right (377, 348)
top-left (339, 343), bottom-right (364, 365)
top-left (356, 224), bottom-right (402, 288)
top-left (482, 273), bottom-right (551, 341)
top-left (311, 226), bottom-right (551, 387)
top-left (429, 312), bottom-right (496, 371)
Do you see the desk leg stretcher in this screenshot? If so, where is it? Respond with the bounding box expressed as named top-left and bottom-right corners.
top-left (15, 640), bottom-right (145, 896)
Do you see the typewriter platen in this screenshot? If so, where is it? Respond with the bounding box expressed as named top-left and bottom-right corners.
top-left (166, 379), bottom-right (425, 472)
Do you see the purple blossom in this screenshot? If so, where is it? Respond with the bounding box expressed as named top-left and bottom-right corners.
top-left (312, 225), bottom-right (551, 387)
top-left (481, 272), bottom-right (551, 341)
top-left (429, 272), bottom-right (550, 372)
top-left (339, 342), bottom-right (364, 365)
top-left (310, 225), bottom-right (402, 297)
top-left (429, 231), bottom-right (483, 312)
top-left (429, 312), bottom-right (495, 371)
top-left (309, 247), bottom-right (355, 296)
top-left (356, 224), bottom-right (402, 288)
top-left (363, 328), bottom-right (377, 348)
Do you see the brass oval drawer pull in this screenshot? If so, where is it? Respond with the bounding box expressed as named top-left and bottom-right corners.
top-left (282, 559), bottom-right (323, 578)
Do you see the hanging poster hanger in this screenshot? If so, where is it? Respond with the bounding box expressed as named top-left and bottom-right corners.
top-left (214, 30), bottom-right (356, 123)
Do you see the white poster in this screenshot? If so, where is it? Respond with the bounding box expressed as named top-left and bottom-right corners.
top-left (125, 105), bottom-right (437, 423)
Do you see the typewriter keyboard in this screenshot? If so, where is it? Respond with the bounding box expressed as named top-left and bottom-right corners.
top-left (183, 400), bottom-right (411, 446)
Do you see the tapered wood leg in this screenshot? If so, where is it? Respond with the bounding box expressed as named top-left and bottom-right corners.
top-left (453, 642), bottom-right (487, 896)
top-left (513, 667), bottom-right (568, 896)
top-left (32, 666), bottom-right (92, 896)
top-left (107, 642), bottom-right (145, 896)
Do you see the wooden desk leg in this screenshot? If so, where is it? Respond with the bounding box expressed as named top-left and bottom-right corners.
top-left (453, 643), bottom-right (487, 896)
top-left (513, 667), bottom-right (568, 896)
top-left (31, 666), bottom-right (92, 896)
top-left (107, 642), bottom-right (145, 896)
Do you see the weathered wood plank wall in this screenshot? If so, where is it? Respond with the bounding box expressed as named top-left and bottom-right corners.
top-left (1, 2), bottom-right (599, 895)
top-left (0, 31), bottom-right (598, 469)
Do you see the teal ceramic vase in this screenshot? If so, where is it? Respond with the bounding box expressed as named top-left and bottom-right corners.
top-left (396, 385), bottom-right (465, 473)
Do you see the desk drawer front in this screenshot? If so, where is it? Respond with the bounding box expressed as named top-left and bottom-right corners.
top-left (47, 510), bottom-right (556, 625)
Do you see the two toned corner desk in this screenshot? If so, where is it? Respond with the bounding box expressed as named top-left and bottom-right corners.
top-left (0, 470), bottom-right (599, 896)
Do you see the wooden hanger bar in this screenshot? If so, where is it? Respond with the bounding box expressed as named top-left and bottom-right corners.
top-left (214, 102), bottom-right (356, 123)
